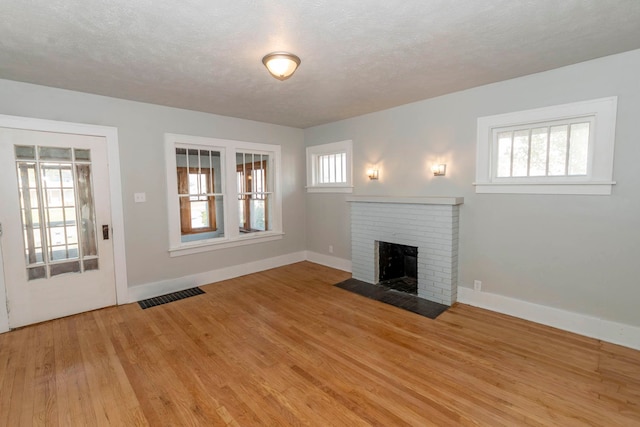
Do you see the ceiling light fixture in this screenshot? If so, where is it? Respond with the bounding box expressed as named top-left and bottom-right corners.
top-left (262, 52), bottom-right (301, 81)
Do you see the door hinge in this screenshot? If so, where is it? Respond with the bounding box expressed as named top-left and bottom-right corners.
top-left (0, 222), bottom-right (3, 237)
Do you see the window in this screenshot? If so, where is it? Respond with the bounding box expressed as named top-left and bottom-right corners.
top-left (14, 145), bottom-right (99, 279)
top-left (176, 148), bottom-right (221, 239)
top-left (165, 134), bottom-right (282, 256)
top-left (306, 140), bottom-right (353, 193)
top-left (236, 152), bottom-right (270, 232)
top-left (475, 97), bottom-right (617, 195)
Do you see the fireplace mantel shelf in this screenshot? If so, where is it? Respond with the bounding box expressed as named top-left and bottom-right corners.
top-left (346, 196), bottom-right (463, 206)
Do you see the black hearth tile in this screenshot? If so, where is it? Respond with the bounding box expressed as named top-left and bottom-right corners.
top-left (334, 278), bottom-right (448, 320)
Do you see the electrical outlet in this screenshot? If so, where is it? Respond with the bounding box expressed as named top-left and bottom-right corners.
top-left (134, 192), bottom-right (146, 203)
top-left (329, 245), bottom-right (334, 254)
top-left (474, 280), bottom-right (482, 291)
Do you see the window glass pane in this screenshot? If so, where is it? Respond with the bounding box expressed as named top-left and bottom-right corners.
top-left (46, 189), bottom-right (63, 207)
top-left (319, 155), bottom-right (327, 183)
top-left (328, 154), bottom-right (336, 183)
top-left (61, 168), bottom-right (73, 187)
top-left (238, 196), bottom-right (245, 229)
top-left (548, 125), bottom-right (568, 176)
top-left (189, 173), bottom-right (200, 195)
top-left (15, 145), bottom-right (36, 160)
top-left (187, 149), bottom-right (199, 167)
top-left (27, 266), bottom-right (46, 281)
top-left (512, 130), bottom-right (529, 177)
top-left (210, 151), bottom-right (222, 193)
top-left (568, 122), bottom-right (589, 175)
top-left (180, 195), bottom-right (224, 242)
top-left (84, 258), bottom-right (99, 271)
top-left (250, 199), bottom-right (265, 231)
top-left (50, 261), bottom-right (80, 277)
top-left (39, 146), bottom-right (72, 161)
top-left (190, 200), bottom-right (209, 228)
top-left (42, 166), bottom-right (61, 187)
top-left (76, 164), bottom-right (98, 257)
top-left (63, 189), bottom-right (75, 206)
top-left (529, 127), bottom-right (548, 176)
top-left (496, 132), bottom-right (512, 177)
top-left (74, 149), bottom-right (91, 161)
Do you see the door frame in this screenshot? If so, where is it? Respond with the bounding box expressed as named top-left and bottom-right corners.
top-left (0, 114), bottom-right (128, 333)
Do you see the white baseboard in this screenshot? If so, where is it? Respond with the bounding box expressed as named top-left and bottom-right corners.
top-left (458, 286), bottom-right (640, 351)
top-left (128, 251), bottom-right (306, 303)
top-left (305, 251), bottom-right (352, 272)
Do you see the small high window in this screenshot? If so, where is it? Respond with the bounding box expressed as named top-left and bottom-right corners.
top-left (475, 97), bottom-right (617, 195)
top-left (306, 140), bottom-right (353, 193)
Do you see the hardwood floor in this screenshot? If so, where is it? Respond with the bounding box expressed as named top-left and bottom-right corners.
top-left (1, 261), bottom-right (639, 426)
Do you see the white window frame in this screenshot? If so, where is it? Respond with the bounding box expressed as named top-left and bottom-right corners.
top-left (474, 97), bottom-right (617, 195)
top-left (306, 140), bottom-right (353, 193)
top-left (165, 133), bottom-right (283, 257)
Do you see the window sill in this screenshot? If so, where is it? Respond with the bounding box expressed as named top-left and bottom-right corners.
top-left (306, 186), bottom-right (353, 194)
top-left (168, 231), bottom-right (285, 257)
top-left (473, 181), bottom-right (616, 195)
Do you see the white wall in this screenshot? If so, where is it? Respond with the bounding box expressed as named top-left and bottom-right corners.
top-left (305, 49), bottom-right (640, 328)
top-left (0, 80), bottom-right (306, 289)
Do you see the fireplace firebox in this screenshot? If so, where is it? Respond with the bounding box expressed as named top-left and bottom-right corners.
top-left (377, 241), bottom-right (418, 294)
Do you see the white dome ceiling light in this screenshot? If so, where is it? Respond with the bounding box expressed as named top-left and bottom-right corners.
top-left (262, 52), bottom-right (301, 81)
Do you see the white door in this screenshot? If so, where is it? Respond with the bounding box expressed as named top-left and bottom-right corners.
top-left (0, 127), bottom-right (116, 328)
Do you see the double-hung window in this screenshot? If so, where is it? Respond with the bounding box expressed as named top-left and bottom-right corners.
top-left (475, 97), bottom-right (617, 195)
top-left (166, 134), bottom-right (282, 256)
top-left (306, 140), bottom-right (353, 193)
top-left (236, 152), bottom-right (270, 232)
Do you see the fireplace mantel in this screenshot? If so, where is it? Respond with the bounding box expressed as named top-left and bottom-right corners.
top-left (346, 196), bottom-right (463, 206)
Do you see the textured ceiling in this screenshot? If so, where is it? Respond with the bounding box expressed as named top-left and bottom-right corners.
top-left (1, 1), bottom-right (640, 129)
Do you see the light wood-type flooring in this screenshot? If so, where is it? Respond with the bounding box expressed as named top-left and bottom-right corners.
top-left (1, 261), bottom-right (639, 426)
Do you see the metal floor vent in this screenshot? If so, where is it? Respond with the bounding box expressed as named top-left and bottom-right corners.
top-left (138, 287), bottom-right (205, 309)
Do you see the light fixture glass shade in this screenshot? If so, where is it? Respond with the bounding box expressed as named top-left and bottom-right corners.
top-left (432, 164), bottom-right (447, 176)
top-left (262, 52), bottom-right (301, 81)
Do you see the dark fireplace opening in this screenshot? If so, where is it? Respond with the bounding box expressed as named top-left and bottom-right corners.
top-left (378, 241), bottom-right (418, 294)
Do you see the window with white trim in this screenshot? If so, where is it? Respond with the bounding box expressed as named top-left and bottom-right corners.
top-left (165, 134), bottom-right (282, 256)
top-left (306, 140), bottom-right (353, 193)
top-left (475, 97), bottom-right (617, 195)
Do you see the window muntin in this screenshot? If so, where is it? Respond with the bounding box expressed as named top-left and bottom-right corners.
top-left (493, 117), bottom-right (593, 180)
top-left (306, 140), bottom-right (353, 193)
top-left (475, 97), bottom-right (617, 195)
top-left (165, 134), bottom-right (282, 256)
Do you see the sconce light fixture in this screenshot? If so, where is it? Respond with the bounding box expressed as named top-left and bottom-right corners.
top-left (262, 52), bottom-right (301, 81)
top-left (367, 168), bottom-right (379, 180)
top-left (431, 164), bottom-right (446, 176)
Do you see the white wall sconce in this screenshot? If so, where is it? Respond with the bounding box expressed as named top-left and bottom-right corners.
top-left (367, 168), bottom-right (379, 180)
top-left (431, 164), bottom-right (447, 176)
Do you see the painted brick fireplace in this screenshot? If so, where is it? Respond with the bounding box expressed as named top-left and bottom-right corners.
top-left (347, 196), bottom-right (463, 306)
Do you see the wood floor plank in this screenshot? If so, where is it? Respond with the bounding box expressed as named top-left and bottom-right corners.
top-left (1, 261), bottom-right (639, 425)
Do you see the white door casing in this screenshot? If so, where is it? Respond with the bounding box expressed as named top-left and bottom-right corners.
top-left (0, 115), bottom-right (127, 332)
